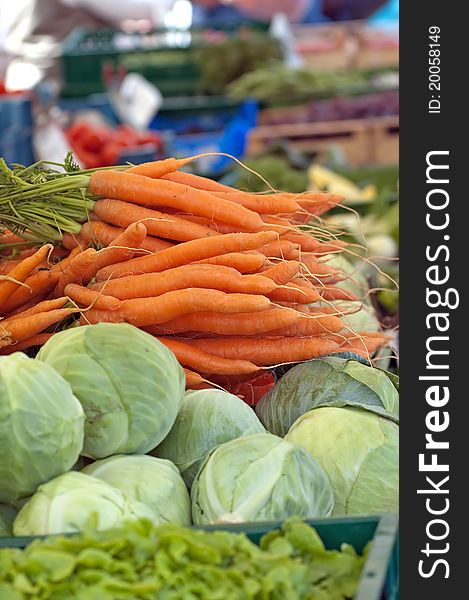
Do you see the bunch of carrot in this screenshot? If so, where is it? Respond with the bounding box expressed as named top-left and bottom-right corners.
top-left (0, 155), bottom-right (389, 399)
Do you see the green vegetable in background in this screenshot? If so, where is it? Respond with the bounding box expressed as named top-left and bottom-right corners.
top-left (0, 353), bottom-right (85, 502)
top-left (0, 504), bottom-right (17, 536)
top-left (286, 407), bottom-right (399, 516)
top-left (82, 455), bottom-right (191, 526)
top-left (191, 432), bottom-right (334, 525)
top-left (256, 357), bottom-right (399, 437)
top-left (0, 518), bottom-right (368, 599)
top-left (13, 471), bottom-right (153, 536)
top-left (153, 389), bottom-right (265, 487)
top-left (236, 155), bottom-right (308, 193)
top-left (37, 323), bottom-right (185, 459)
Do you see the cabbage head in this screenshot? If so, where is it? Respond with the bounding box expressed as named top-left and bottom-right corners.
top-left (285, 406), bottom-right (399, 516)
top-left (153, 389), bottom-right (265, 487)
top-left (256, 357), bottom-right (399, 436)
top-left (191, 432), bottom-right (334, 524)
top-left (0, 353), bottom-right (85, 502)
top-left (82, 455), bottom-right (191, 525)
top-left (0, 503), bottom-right (17, 536)
top-left (37, 323), bottom-right (185, 458)
top-left (13, 471), bottom-right (153, 536)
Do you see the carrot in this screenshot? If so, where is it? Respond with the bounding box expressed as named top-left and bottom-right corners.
top-left (92, 264), bottom-right (276, 300)
top-left (65, 283), bottom-right (121, 311)
top-left (259, 239), bottom-right (300, 260)
top-left (281, 233), bottom-right (321, 253)
top-left (53, 248), bottom-right (98, 297)
top-left (162, 170), bottom-right (234, 193)
top-left (183, 368), bottom-right (212, 389)
top-left (300, 256), bottom-right (347, 284)
top-left (91, 222), bottom-right (148, 275)
top-left (320, 286), bottom-right (358, 302)
top-left (95, 231), bottom-right (278, 281)
top-left (92, 198), bottom-right (218, 243)
top-left (186, 336), bottom-right (340, 366)
top-left (334, 332), bottom-right (390, 357)
top-left (88, 170), bottom-right (265, 232)
top-left (0, 332), bottom-right (53, 354)
top-left (0, 244), bottom-right (53, 310)
top-left (211, 191), bottom-right (301, 215)
top-left (71, 220), bottom-right (172, 253)
top-left (264, 312), bottom-right (345, 336)
top-left (0, 270), bottom-right (60, 314)
top-left (127, 156), bottom-right (195, 178)
top-left (268, 283), bottom-right (321, 304)
top-left (156, 337), bottom-right (260, 376)
top-left (193, 252), bottom-right (266, 273)
top-left (181, 214), bottom-right (241, 235)
top-left (261, 261), bottom-right (301, 285)
top-left (1, 258), bottom-right (28, 275)
top-left (0, 307), bottom-right (78, 344)
top-left (81, 289), bottom-right (271, 327)
top-left (144, 307), bottom-right (300, 336)
top-left (3, 297), bottom-right (69, 321)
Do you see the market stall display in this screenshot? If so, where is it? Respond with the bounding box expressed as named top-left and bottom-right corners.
top-left (0, 10), bottom-right (399, 597)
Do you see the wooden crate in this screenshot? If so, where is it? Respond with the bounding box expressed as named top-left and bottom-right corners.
top-left (246, 115), bottom-right (399, 167)
top-left (291, 23), bottom-right (354, 71)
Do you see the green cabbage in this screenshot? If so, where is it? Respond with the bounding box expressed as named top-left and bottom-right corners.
top-left (285, 406), bottom-right (399, 516)
top-left (256, 357), bottom-right (399, 436)
top-left (153, 389), bottom-right (265, 487)
top-left (13, 471), bottom-right (153, 536)
top-left (0, 504), bottom-right (17, 536)
top-left (37, 323), bottom-right (185, 459)
top-left (82, 455), bottom-right (191, 526)
top-left (191, 432), bottom-right (334, 524)
top-left (0, 353), bottom-right (85, 502)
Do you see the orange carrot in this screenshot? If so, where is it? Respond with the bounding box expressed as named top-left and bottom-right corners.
top-left (264, 312), bottom-right (345, 336)
top-left (92, 198), bottom-right (218, 243)
top-left (211, 191), bottom-right (301, 215)
top-left (53, 248), bottom-right (98, 297)
top-left (162, 170), bottom-right (234, 193)
top-left (268, 283), bottom-right (321, 304)
top-left (0, 244), bottom-right (53, 310)
top-left (88, 170), bottom-right (265, 232)
top-left (70, 220), bottom-right (172, 253)
top-left (95, 231), bottom-right (278, 281)
top-left (156, 337), bottom-right (260, 375)
top-left (281, 233), bottom-right (321, 253)
top-left (183, 368), bottom-right (213, 389)
top-left (0, 307), bottom-right (78, 344)
top-left (144, 307), bottom-right (300, 336)
top-left (0, 332), bottom-right (53, 354)
top-left (4, 297), bottom-right (69, 321)
top-left (259, 239), bottom-right (300, 260)
top-left (81, 289), bottom-right (271, 327)
top-left (320, 286), bottom-right (358, 302)
top-left (261, 261), bottom-right (301, 285)
top-left (186, 336), bottom-right (340, 366)
top-left (90, 222), bottom-right (148, 276)
top-left (91, 264), bottom-right (276, 299)
top-left (0, 270), bottom-right (60, 314)
top-left (65, 283), bottom-right (121, 311)
top-left (193, 252), bottom-right (266, 273)
top-left (127, 156), bottom-right (195, 178)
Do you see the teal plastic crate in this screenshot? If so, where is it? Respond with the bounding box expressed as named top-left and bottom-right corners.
top-left (0, 514), bottom-right (398, 599)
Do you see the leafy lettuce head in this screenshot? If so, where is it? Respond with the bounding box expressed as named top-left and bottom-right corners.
top-left (0, 353), bottom-right (85, 502)
top-left (37, 323), bottom-right (185, 459)
top-left (191, 432), bottom-right (334, 524)
top-left (82, 455), bottom-right (191, 526)
top-left (13, 471), bottom-right (153, 536)
top-left (286, 406), bottom-right (399, 516)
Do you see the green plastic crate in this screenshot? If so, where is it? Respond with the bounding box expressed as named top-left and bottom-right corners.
top-left (0, 514), bottom-right (398, 599)
top-left (60, 28), bottom-right (202, 98)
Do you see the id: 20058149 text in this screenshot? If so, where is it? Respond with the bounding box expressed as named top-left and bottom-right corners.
top-left (428, 26), bottom-right (441, 114)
